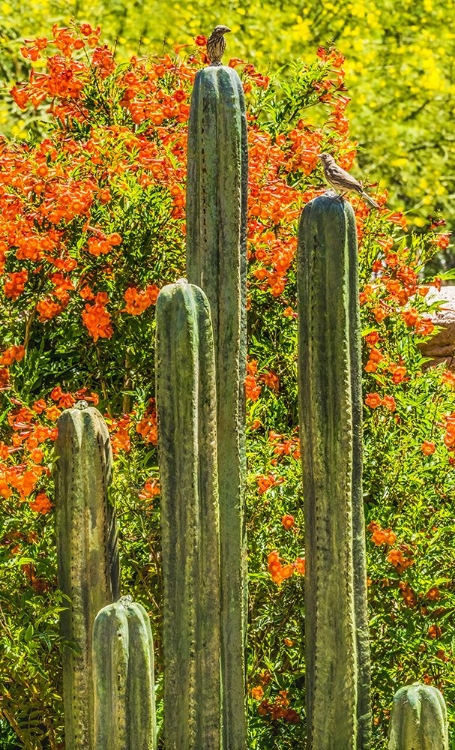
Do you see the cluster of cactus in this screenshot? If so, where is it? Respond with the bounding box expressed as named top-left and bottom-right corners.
top-left (53, 57), bottom-right (450, 750)
top-left (55, 62), bottom-right (248, 750)
top-left (155, 64), bottom-right (248, 748)
top-left (55, 405), bottom-right (156, 750)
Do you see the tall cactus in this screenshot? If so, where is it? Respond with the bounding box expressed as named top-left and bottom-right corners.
top-left (156, 279), bottom-right (222, 749)
top-left (92, 596), bottom-right (156, 750)
top-left (186, 64), bottom-right (248, 749)
top-left (297, 194), bottom-right (371, 748)
top-left (388, 683), bottom-right (449, 749)
top-left (55, 403), bottom-right (119, 750)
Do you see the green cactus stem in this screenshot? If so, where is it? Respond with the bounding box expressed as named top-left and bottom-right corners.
top-left (297, 195), bottom-right (372, 748)
top-left (186, 64), bottom-right (248, 749)
top-left (156, 279), bottom-right (222, 749)
top-left (55, 404), bottom-right (119, 750)
top-left (388, 682), bottom-right (449, 750)
top-left (92, 596), bottom-right (156, 750)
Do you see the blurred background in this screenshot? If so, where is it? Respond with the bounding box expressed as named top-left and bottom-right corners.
top-left (0, 0), bottom-right (454, 244)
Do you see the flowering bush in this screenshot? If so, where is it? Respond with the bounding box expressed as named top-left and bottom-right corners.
top-left (0, 24), bottom-right (454, 749)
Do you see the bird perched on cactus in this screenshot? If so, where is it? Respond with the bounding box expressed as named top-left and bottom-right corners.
top-left (318, 152), bottom-right (379, 209)
top-left (207, 25), bottom-right (231, 66)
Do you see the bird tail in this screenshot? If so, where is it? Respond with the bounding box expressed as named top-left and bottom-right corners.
top-left (362, 191), bottom-right (379, 209)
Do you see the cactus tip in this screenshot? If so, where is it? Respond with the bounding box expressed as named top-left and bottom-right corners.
top-left (74, 400), bottom-right (89, 410)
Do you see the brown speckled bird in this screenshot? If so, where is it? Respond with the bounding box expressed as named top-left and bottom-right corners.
top-left (318, 152), bottom-right (379, 209)
top-left (206, 25), bottom-right (231, 66)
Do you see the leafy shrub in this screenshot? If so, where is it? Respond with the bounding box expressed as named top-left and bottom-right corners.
top-left (0, 25), bottom-right (454, 750)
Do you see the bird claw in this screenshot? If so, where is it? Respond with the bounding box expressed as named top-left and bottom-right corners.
top-left (325, 189), bottom-right (343, 200)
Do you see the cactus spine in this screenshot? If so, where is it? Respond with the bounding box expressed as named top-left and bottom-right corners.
top-left (55, 404), bottom-right (119, 750)
top-left (186, 64), bottom-right (248, 749)
top-left (156, 279), bottom-right (222, 749)
top-left (92, 597), bottom-right (156, 750)
top-left (297, 195), bottom-right (371, 748)
top-left (388, 683), bottom-right (449, 749)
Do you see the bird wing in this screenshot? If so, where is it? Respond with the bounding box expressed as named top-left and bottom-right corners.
top-left (326, 163), bottom-right (363, 191)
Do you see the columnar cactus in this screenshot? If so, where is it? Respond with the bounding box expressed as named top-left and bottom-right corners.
top-left (156, 279), bottom-right (222, 749)
top-left (297, 195), bottom-right (371, 748)
top-left (388, 683), bottom-right (449, 749)
top-left (186, 64), bottom-right (248, 749)
top-left (55, 404), bottom-right (119, 750)
top-left (92, 596), bottom-right (156, 750)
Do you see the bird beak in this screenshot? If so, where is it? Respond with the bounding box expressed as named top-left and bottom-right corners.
top-left (225, 27), bottom-right (231, 32)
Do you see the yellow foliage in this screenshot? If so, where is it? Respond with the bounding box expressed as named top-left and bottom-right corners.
top-left (0, 0), bottom-right (454, 227)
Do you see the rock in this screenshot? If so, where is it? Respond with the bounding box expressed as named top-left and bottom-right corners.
top-left (418, 286), bottom-right (455, 370)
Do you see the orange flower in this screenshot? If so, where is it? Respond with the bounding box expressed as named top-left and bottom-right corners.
top-left (416, 318), bottom-right (434, 337)
top-left (45, 405), bottom-right (62, 421)
top-left (257, 474), bottom-right (276, 494)
top-left (123, 285), bottom-right (159, 315)
top-left (402, 308), bottom-right (419, 327)
top-left (138, 478), bottom-right (160, 501)
top-left (371, 527), bottom-right (396, 546)
top-left (387, 548), bottom-right (413, 570)
top-left (382, 395), bottom-right (396, 412)
top-left (251, 686), bottom-right (264, 701)
top-left (373, 306), bottom-right (388, 323)
top-left (109, 415), bottom-right (132, 454)
top-left (37, 298), bottom-right (63, 322)
top-left (261, 371), bottom-right (279, 392)
top-left (359, 284), bottom-right (373, 305)
top-left (434, 233), bottom-right (450, 249)
top-left (428, 624), bottom-right (442, 639)
top-left (136, 412), bottom-right (158, 444)
top-left (280, 564), bottom-right (294, 580)
top-left (4, 270), bottom-right (28, 299)
top-left (0, 345), bottom-right (25, 365)
top-left (426, 587), bottom-right (440, 600)
top-left (387, 548), bottom-right (405, 567)
top-left (365, 392), bottom-right (382, 408)
top-left (294, 557), bottom-right (305, 575)
top-left (29, 492), bottom-right (52, 514)
top-left (245, 362), bottom-right (261, 401)
top-left (368, 348), bottom-right (384, 364)
top-left (82, 294), bottom-right (113, 342)
top-left (267, 550), bottom-right (282, 583)
top-left (365, 331), bottom-right (380, 347)
top-left (399, 581), bottom-right (417, 608)
top-left (389, 364), bottom-right (407, 384)
top-left (281, 514), bottom-right (295, 530)
top-left (442, 371), bottom-right (455, 388)
top-left (421, 441), bottom-right (436, 456)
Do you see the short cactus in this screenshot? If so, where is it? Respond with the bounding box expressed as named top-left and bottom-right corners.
top-left (156, 279), bottom-right (222, 749)
top-left (186, 63), bottom-right (248, 749)
top-left (92, 596), bottom-right (156, 750)
top-left (55, 405), bottom-right (119, 750)
top-left (388, 682), bottom-right (449, 750)
top-left (297, 194), bottom-right (371, 748)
